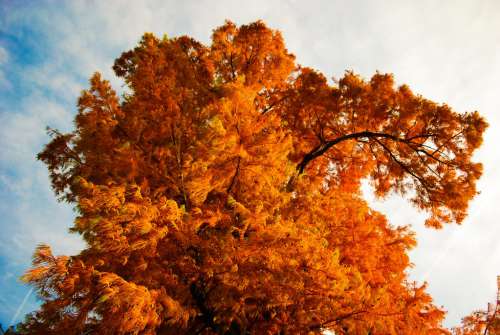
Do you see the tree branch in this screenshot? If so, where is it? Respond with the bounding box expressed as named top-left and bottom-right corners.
top-left (296, 131), bottom-right (434, 174)
top-left (227, 157), bottom-right (241, 194)
top-left (261, 94), bottom-right (291, 114)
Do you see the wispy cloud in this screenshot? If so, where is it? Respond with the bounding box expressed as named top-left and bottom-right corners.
top-left (0, 46), bottom-right (11, 89)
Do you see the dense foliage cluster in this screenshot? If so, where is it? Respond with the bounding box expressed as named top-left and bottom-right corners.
top-left (21, 21), bottom-right (486, 334)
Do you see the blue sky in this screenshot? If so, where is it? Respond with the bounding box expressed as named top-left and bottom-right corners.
top-left (1, 0), bottom-right (500, 329)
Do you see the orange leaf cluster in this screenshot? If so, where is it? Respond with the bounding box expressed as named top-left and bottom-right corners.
top-left (21, 21), bottom-right (486, 334)
top-left (452, 309), bottom-right (500, 335)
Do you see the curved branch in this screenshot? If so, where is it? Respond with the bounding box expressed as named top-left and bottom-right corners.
top-left (296, 131), bottom-right (434, 173)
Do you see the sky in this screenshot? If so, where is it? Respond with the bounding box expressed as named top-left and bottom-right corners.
top-left (1, 0), bottom-right (500, 329)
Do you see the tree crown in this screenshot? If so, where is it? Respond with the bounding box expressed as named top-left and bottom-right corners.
top-left (21, 20), bottom-right (486, 334)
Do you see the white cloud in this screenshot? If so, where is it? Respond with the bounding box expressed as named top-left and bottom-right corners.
top-left (0, 46), bottom-right (8, 64)
top-left (0, 46), bottom-right (11, 89)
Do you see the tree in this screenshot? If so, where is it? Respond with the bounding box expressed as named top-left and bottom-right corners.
top-left (452, 277), bottom-right (500, 335)
top-left (20, 21), bottom-right (487, 334)
top-left (453, 310), bottom-right (500, 335)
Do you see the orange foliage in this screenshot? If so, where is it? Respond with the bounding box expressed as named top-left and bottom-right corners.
top-left (21, 21), bottom-right (486, 334)
top-left (452, 278), bottom-right (500, 335)
top-left (452, 309), bottom-right (500, 335)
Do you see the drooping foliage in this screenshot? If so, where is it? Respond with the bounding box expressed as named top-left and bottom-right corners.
top-left (21, 21), bottom-right (486, 334)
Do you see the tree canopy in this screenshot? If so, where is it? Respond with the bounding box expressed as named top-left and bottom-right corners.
top-left (20, 21), bottom-right (487, 334)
